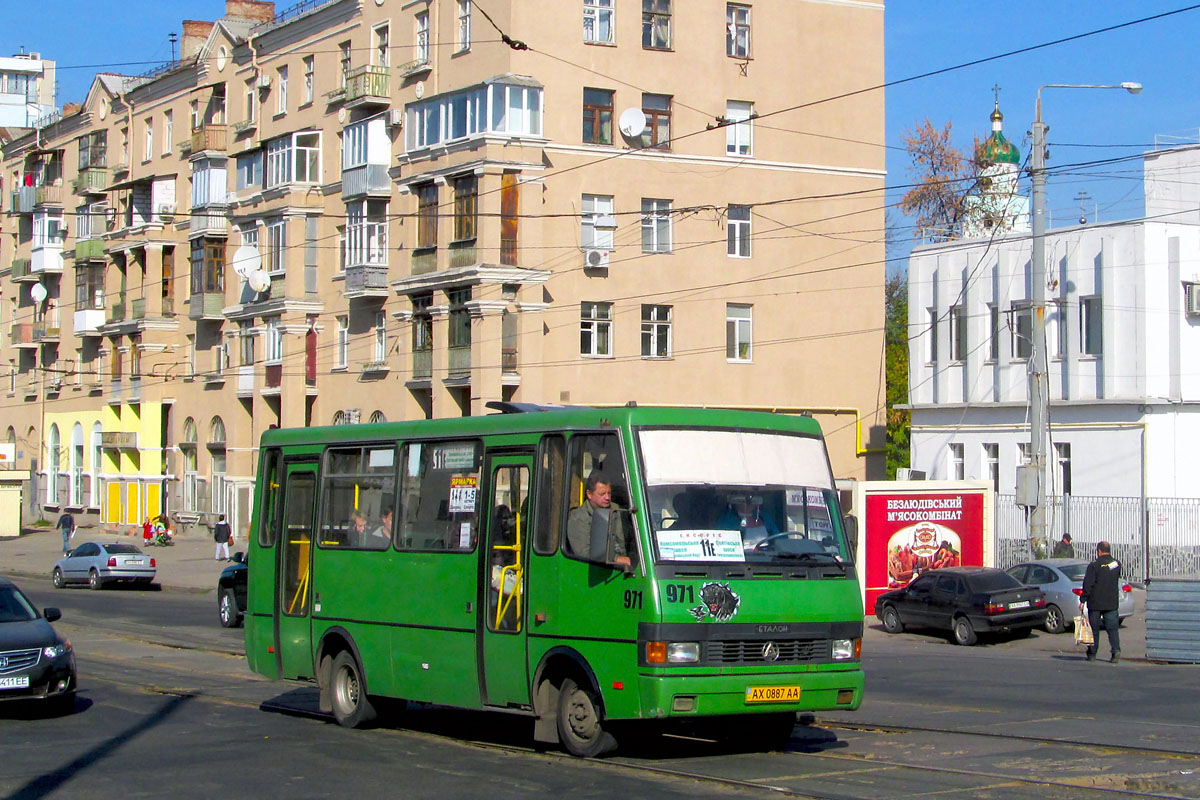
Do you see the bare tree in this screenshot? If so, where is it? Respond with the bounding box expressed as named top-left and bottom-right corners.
top-left (899, 119), bottom-right (983, 242)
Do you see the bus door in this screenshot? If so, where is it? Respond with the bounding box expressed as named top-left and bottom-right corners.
top-left (276, 460), bottom-right (318, 679)
top-left (479, 452), bottom-right (534, 707)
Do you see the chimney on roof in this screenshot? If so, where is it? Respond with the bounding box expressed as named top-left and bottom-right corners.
top-left (181, 20), bottom-right (216, 61)
top-left (225, 0), bottom-right (276, 23)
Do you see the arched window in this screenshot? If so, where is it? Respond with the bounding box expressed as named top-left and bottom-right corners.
top-left (182, 417), bottom-right (197, 444)
top-left (369, 410), bottom-right (386, 424)
top-left (208, 416), bottom-right (227, 514)
top-left (209, 416), bottom-right (226, 445)
top-left (91, 422), bottom-right (103, 508)
top-left (5, 426), bottom-right (14, 445)
top-left (71, 423), bottom-right (84, 506)
top-left (332, 410), bottom-right (346, 426)
top-left (181, 417), bottom-right (198, 510)
top-left (47, 424), bottom-right (61, 505)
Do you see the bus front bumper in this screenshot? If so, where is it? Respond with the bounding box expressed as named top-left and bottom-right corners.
top-left (633, 666), bottom-right (864, 720)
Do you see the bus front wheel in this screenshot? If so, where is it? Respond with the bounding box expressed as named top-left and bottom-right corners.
top-left (330, 651), bottom-right (377, 729)
top-left (557, 677), bottom-right (617, 758)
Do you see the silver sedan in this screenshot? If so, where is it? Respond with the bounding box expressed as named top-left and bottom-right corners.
top-left (52, 542), bottom-right (156, 590)
top-left (1005, 558), bottom-right (1135, 634)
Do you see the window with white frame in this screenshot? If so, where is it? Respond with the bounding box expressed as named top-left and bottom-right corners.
top-left (726, 303), bottom-right (752, 361)
top-left (276, 65), bottom-right (288, 114)
top-left (339, 41), bottom-right (352, 87)
top-left (1011, 301), bottom-right (1032, 359)
top-left (374, 311), bottom-right (387, 361)
top-left (191, 158), bottom-right (227, 208)
top-left (584, 0), bottom-right (614, 43)
top-left (643, 0), bottom-right (671, 49)
top-left (1054, 299), bottom-right (1068, 358)
top-left (581, 194), bottom-right (614, 250)
top-left (143, 118), bottom-right (154, 161)
top-left (346, 200), bottom-right (388, 266)
top-left (336, 316), bottom-right (348, 369)
top-left (1080, 295), bottom-right (1102, 356)
top-left (948, 443), bottom-right (965, 480)
top-left (1055, 442), bottom-right (1072, 495)
top-left (342, 117), bottom-right (389, 170)
top-left (162, 110), bottom-right (173, 156)
top-left (264, 220), bottom-right (286, 274)
top-left (580, 302), bottom-right (612, 357)
top-left (726, 100), bottom-right (753, 156)
top-left (1018, 441), bottom-right (1031, 465)
top-left (727, 3), bottom-right (751, 57)
top-left (32, 210), bottom-right (64, 249)
top-left (983, 442), bottom-right (999, 491)
top-left (239, 320), bottom-right (255, 366)
top-left (950, 304), bottom-right (967, 361)
top-left (303, 56), bottom-right (315, 105)
top-left (641, 198), bottom-right (672, 253)
top-left (727, 205), bottom-right (751, 257)
top-left (244, 78), bottom-right (256, 124)
top-left (987, 303), bottom-right (999, 361)
top-left (457, 0), bottom-right (472, 51)
top-left (374, 23), bottom-right (390, 67)
top-left (405, 82), bottom-right (542, 151)
top-left (266, 131), bottom-right (321, 188)
top-left (926, 307), bottom-right (938, 363)
top-left (265, 317), bottom-right (283, 363)
top-left (641, 304), bottom-right (672, 358)
top-left (190, 99), bottom-right (201, 131)
top-left (416, 12), bottom-right (430, 63)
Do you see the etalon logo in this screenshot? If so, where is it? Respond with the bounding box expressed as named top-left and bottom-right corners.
top-left (761, 642), bottom-right (780, 662)
top-left (689, 582), bottom-right (741, 622)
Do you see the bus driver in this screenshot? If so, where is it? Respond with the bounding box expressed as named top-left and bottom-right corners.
top-left (566, 471), bottom-right (631, 567)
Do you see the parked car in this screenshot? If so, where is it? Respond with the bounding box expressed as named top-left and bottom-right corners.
top-left (218, 551), bottom-right (247, 628)
top-left (0, 576), bottom-right (76, 712)
top-left (52, 542), bottom-right (156, 590)
top-left (875, 566), bottom-right (1048, 645)
top-left (1005, 558), bottom-right (1135, 634)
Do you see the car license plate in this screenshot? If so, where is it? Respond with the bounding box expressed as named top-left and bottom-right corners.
top-left (745, 685), bottom-right (801, 704)
top-left (126, 559), bottom-right (145, 566)
top-left (0, 676), bottom-right (31, 690)
top-left (1009, 600), bottom-right (1030, 609)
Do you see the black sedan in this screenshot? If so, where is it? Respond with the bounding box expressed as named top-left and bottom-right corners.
top-left (874, 566), bottom-right (1049, 645)
top-left (0, 576), bottom-right (76, 712)
top-left (218, 551), bottom-right (247, 628)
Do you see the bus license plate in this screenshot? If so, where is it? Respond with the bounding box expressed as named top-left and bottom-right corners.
top-left (0, 676), bottom-right (31, 690)
top-left (745, 685), bottom-right (801, 704)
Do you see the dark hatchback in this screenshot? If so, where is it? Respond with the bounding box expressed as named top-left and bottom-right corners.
top-left (218, 552), bottom-right (247, 628)
top-left (874, 566), bottom-right (1048, 646)
top-left (0, 577), bottom-right (76, 711)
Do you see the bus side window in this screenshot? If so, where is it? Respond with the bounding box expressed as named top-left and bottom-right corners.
top-left (534, 435), bottom-right (566, 555)
top-left (399, 440), bottom-right (481, 551)
top-left (258, 448), bottom-right (283, 547)
top-left (563, 433), bottom-right (632, 563)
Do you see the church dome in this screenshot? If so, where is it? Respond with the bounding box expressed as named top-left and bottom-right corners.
top-left (980, 102), bottom-right (1020, 165)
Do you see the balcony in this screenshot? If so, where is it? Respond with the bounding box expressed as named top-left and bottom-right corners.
top-left (344, 65), bottom-right (390, 108)
top-left (75, 238), bottom-right (105, 260)
top-left (74, 308), bottom-right (106, 335)
top-left (341, 164), bottom-right (390, 199)
top-left (449, 345), bottom-right (470, 377)
top-left (131, 298), bottom-right (146, 320)
top-left (110, 162), bottom-right (129, 179)
top-left (264, 363), bottom-right (283, 391)
top-left (412, 348), bottom-right (432, 381)
top-left (9, 323), bottom-right (35, 348)
top-left (411, 248), bottom-right (437, 276)
top-left (502, 346), bottom-right (518, 373)
top-left (11, 258), bottom-right (35, 282)
top-left (35, 184), bottom-right (65, 207)
top-left (189, 207), bottom-right (229, 237)
top-left (344, 264), bottom-right (389, 299)
top-left (189, 292), bottom-right (225, 321)
top-left (12, 186), bottom-right (34, 214)
top-left (237, 365), bottom-right (255, 397)
top-left (31, 245), bottom-right (64, 274)
top-left (107, 380), bottom-right (123, 405)
top-left (397, 57), bottom-right (432, 79)
top-left (32, 321), bottom-right (60, 343)
top-left (232, 119), bottom-right (257, 136)
top-left (189, 124), bottom-right (228, 155)
top-left (73, 167), bottom-right (108, 195)
top-left (109, 302), bottom-right (126, 324)
top-left (360, 359), bottom-right (389, 375)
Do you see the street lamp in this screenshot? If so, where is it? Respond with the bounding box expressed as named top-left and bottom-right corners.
top-left (1024, 82), bottom-right (1142, 554)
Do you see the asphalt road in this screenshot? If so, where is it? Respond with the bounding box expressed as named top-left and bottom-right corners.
top-left (3, 581), bottom-right (1200, 799)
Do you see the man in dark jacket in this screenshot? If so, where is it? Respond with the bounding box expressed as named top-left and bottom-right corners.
top-left (1080, 540), bottom-right (1122, 663)
top-left (1051, 533), bottom-right (1074, 558)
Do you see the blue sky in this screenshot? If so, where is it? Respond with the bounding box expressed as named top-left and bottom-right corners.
top-left (7, 1), bottom-right (1200, 256)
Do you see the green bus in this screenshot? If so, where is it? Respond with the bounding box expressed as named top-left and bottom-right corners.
top-left (244, 404), bottom-right (864, 756)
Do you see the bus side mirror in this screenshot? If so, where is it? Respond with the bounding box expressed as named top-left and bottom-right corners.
top-left (843, 515), bottom-right (858, 563)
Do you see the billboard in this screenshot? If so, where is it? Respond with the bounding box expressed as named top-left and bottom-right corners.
top-left (850, 481), bottom-right (993, 610)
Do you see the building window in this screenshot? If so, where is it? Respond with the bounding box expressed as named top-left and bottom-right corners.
top-left (189, 238), bottom-right (225, 294)
top-left (417, 183), bottom-right (438, 249)
top-left (948, 443), bottom-right (965, 480)
top-left (727, 3), bottom-right (751, 58)
top-left (581, 302), bottom-right (613, 357)
top-left (404, 82), bottom-right (542, 151)
top-left (584, 0), bottom-right (614, 44)
top-left (413, 292), bottom-right (433, 357)
top-left (583, 87), bottom-right (614, 145)
top-left (264, 220), bottom-right (286, 274)
top-left (1055, 442), bottom-right (1072, 496)
top-left (1011, 301), bottom-right (1032, 359)
top-left (987, 303), bottom-right (999, 361)
top-left (925, 307), bottom-right (938, 363)
top-left (265, 318), bottom-right (283, 363)
top-left (453, 174), bottom-right (478, 241)
top-left (641, 304), bottom-right (672, 358)
top-left (375, 311), bottom-right (387, 362)
top-left (346, 200), bottom-right (388, 266)
top-left (1018, 441), bottom-right (1031, 465)
top-left (1081, 295), bottom-right (1102, 356)
top-left (237, 149), bottom-right (262, 191)
top-left (303, 56), bottom-right (315, 105)
top-left (416, 12), bottom-right (430, 63)
top-left (1054, 299), bottom-right (1068, 358)
top-left (239, 321), bottom-right (255, 366)
top-left (336, 316), bottom-right (348, 369)
top-left (725, 100), bottom-right (753, 156)
top-left (339, 41), bottom-right (352, 87)
top-left (641, 93), bottom-right (671, 149)
top-left (641, 198), bottom-right (672, 253)
top-left (642, 0), bottom-right (671, 49)
top-left (276, 65), bottom-right (288, 114)
top-left (582, 194), bottom-right (614, 250)
top-left (266, 131), bottom-right (320, 187)
top-left (457, 0), bottom-right (472, 51)
top-left (983, 443), bottom-right (999, 492)
top-left (374, 23), bottom-right (390, 67)
top-left (726, 303), bottom-right (752, 361)
top-left (727, 205), bottom-right (751, 257)
top-left (76, 264), bottom-right (105, 310)
top-left (143, 118), bottom-right (154, 161)
top-left (162, 111), bottom-right (173, 156)
top-left (244, 78), bottom-right (256, 125)
top-left (448, 288), bottom-right (471, 353)
top-left (950, 305), bottom-right (967, 361)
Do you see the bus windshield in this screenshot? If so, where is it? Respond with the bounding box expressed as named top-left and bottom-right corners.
top-left (638, 428), bottom-right (847, 568)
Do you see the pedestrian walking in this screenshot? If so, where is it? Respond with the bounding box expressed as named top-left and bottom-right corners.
top-left (57, 511), bottom-right (76, 555)
top-left (1080, 540), bottom-right (1122, 663)
top-left (214, 514), bottom-right (233, 561)
top-left (1051, 533), bottom-right (1074, 558)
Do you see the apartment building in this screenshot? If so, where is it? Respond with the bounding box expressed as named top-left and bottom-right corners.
top-left (1, 0), bottom-right (886, 531)
top-left (0, 51), bottom-right (56, 129)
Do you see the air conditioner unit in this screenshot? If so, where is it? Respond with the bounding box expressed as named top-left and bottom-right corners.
top-left (584, 248), bottom-right (609, 270)
top-left (1187, 283), bottom-right (1200, 316)
top-left (386, 109), bottom-right (404, 128)
top-left (256, 73), bottom-right (272, 90)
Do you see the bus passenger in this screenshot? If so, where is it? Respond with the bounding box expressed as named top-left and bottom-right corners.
top-left (718, 494), bottom-right (780, 551)
top-left (566, 471), bottom-right (631, 567)
top-left (347, 510), bottom-right (369, 546)
top-left (367, 507), bottom-right (393, 546)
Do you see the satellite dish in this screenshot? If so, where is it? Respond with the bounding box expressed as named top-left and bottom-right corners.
top-left (247, 270), bottom-right (271, 293)
top-left (618, 107), bottom-right (647, 138)
top-left (231, 245), bottom-right (261, 279)
top-left (30, 283), bottom-right (48, 303)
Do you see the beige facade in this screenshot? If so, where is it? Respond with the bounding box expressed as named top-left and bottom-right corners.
top-left (0, 0), bottom-right (885, 532)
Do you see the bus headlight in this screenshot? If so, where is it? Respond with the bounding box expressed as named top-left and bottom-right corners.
top-left (831, 638), bottom-right (860, 660)
top-left (666, 642), bottom-right (700, 663)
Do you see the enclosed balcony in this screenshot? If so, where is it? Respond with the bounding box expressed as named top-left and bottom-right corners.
top-left (11, 258), bottom-right (35, 282)
top-left (189, 292), bottom-right (225, 321)
top-left (341, 164), bottom-right (390, 199)
top-left (412, 348), bottom-right (432, 381)
top-left (9, 323), bottom-right (35, 348)
top-left (109, 301), bottom-right (126, 324)
top-left (35, 184), bottom-right (64, 207)
top-left (344, 65), bottom-right (390, 108)
top-left (189, 124), bottom-right (228, 155)
top-left (32, 321), bottom-right (60, 343)
top-left (75, 239), bottom-right (106, 260)
top-left (344, 264), bottom-right (389, 299)
top-left (448, 345), bottom-right (471, 378)
top-left (189, 207), bottom-right (229, 237)
top-left (74, 308), bottom-right (106, 335)
top-left (73, 167), bottom-right (108, 195)
top-left (31, 246), bottom-right (64, 274)
top-left (12, 186), bottom-right (34, 214)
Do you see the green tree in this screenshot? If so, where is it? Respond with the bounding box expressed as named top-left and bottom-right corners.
top-left (884, 272), bottom-right (910, 479)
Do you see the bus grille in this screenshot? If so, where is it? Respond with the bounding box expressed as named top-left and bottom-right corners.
top-left (0, 648), bottom-right (40, 674)
top-left (707, 638), bottom-right (828, 665)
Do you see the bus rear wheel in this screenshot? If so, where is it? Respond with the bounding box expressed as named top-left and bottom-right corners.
top-left (557, 677), bottom-right (616, 758)
top-left (330, 651), bottom-right (377, 729)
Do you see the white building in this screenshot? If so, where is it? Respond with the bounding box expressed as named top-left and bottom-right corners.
top-left (0, 52), bottom-right (55, 128)
top-left (907, 142), bottom-right (1200, 500)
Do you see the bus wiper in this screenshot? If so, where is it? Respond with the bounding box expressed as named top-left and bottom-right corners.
top-left (777, 552), bottom-right (847, 573)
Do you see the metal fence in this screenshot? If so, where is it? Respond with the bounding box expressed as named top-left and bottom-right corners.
top-left (996, 494), bottom-right (1200, 582)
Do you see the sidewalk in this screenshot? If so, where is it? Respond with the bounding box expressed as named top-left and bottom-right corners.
top-left (0, 525), bottom-right (236, 592)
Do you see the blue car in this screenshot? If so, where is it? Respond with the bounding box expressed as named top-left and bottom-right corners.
top-left (1005, 559), bottom-right (1135, 634)
top-left (52, 542), bottom-right (156, 590)
top-left (0, 576), bottom-right (76, 712)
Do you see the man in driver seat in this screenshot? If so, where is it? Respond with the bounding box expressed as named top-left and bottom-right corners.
top-left (718, 494), bottom-right (780, 551)
top-left (566, 471), bottom-right (631, 567)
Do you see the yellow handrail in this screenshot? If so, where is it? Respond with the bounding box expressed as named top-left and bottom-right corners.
top-left (493, 510), bottom-right (522, 630)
